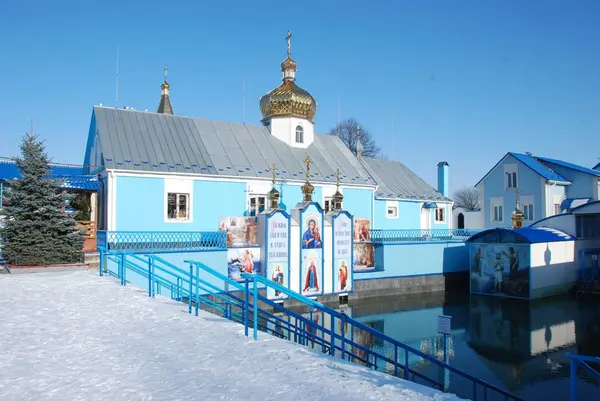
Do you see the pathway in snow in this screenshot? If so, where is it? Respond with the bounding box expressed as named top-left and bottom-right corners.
top-left (0, 271), bottom-right (465, 401)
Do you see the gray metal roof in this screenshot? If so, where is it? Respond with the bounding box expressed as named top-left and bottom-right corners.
top-left (92, 107), bottom-right (378, 186)
top-left (358, 157), bottom-right (450, 201)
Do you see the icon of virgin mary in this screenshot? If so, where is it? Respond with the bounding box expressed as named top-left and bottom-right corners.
top-left (302, 218), bottom-right (322, 249)
top-left (303, 257), bottom-right (319, 292)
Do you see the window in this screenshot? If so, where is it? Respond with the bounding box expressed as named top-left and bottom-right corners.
top-left (523, 204), bottom-right (534, 221)
top-left (492, 205), bottom-right (503, 222)
top-left (434, 207), bottom-right (445, 223)
top-left (295, 125), bottom-right (304, 143)
top-left (576, 215), bottom-right (600, 238)
top-left (167, 193), bottom-right (189, 220)
top-left (504, 163), bottom-right (518, 189)
top-left (554, 203), bottom-right (561, 215)
top-left (386, 201), bottom-right (398, 219)
top-left (248, 195), bottom-right (266, 216)
top-left (490, 197), bottom-right (504, 223)
top-left (506, 172), bottom-right (517, 188)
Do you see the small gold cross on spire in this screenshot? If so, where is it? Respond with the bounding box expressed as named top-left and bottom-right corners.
top-left (304, 154), bottom-right (312, 177)
top-left (270, 163), bottom-right (278, 185)
top-left (334, 168), bottom-right (342, 189)
top-left (164, 65), bottom-right (168, 81)
top-left (286, 30), bottom-right (292, 57)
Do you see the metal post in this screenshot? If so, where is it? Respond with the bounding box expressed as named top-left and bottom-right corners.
top-left (177, 277), bottom-right (181, 300)
top-left (120, 253), bottom-right (125, 285)
top-left (570, 359), bottom-right (577, 401)
top-left (188, 264), bottom-right (193, 314)
top-left (244, 279), bottom-right (249, 337)
top-left (330, 316), bottom-right (335, 356)
top-left (195, 264), bottom-right (200, 316)
top-left (99, 248), bottom-right (104, 276)
top-left (404, 349), bottom-right (409, 380)
top-left (394, 345), bottom-right (398, 376)
top-left (148, 258), bottom-right (153, 297)
top-left (341, 316), bottom-right (346, 360)
top-left (151, 258), bottom-right (155, 298)
top-left (252, 278), bottom-right (258, 340)
top-left (122, 254), bottom-right (127, 286)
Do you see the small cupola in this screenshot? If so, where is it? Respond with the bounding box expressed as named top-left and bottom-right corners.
top-left (157, 66), bottom-right (174, 115)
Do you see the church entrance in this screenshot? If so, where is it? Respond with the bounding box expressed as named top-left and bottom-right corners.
top-left (457, 213), bottom-right (465, 229)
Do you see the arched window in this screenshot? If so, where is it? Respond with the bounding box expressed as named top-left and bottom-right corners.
top-left (295, 125), bottom-right (304, 143)
top-left (457, 213), bottom-right (465, 229)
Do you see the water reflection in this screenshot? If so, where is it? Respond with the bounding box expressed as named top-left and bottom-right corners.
top-left (341, 292), bottom-right (600, 400)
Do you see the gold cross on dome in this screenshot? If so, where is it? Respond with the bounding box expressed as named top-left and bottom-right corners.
top-left (164, 65), bottom-right (168, 81)
top-left (270, 163), bottom-right (278, 184)
top-left (286, 30), bottom-right (292, 57)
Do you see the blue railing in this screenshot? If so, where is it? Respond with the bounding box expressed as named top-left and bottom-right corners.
top-left (369, 228), bottom-right (481, 244)
top-left (97, 230), bottom-right (227, 253)
top-left (567, 352), bottom-right (600, 401)
top-left (97, 247), bottom-right (521, 401)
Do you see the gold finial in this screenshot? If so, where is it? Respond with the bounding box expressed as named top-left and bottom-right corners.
top-left (164, 65), bottom-right (168, 82)
top-left (511, 187), bottom-right (524, 228)
top-left (286, 30), bottom-right (292, 58)
top-left (301, 153), bottom-right (314, 202)
top-left (270, 163), bottom-right (278, 185)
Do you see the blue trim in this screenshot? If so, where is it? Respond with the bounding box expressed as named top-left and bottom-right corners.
top-left (422, 202), bottom-right (438, 209)
top-left (530, 213), bottom-right (574, 227)
top-left (299, 202), bottom-right (325, 296)
top-left (331, 211), bottom-right (354, 295)
top-left (467, 227), bottom-right (574, 244)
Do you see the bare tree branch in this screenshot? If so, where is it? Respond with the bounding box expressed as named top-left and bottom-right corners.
top-left (329, 118), bottom-right (380, 158)
top-left (453, 187), bottom-right (480, 211)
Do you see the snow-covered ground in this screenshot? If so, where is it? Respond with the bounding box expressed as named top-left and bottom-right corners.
top-left (0, 271), bottom-right (466, 401)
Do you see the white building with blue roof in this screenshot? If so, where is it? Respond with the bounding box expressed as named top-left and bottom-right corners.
top-left (475, 152), bottom-right (600, 229)
top-left (83, 33), bottom-right (452, 233)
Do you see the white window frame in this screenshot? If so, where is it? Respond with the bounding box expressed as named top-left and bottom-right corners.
top-left (295, 125), bottom-right (304, 143)
top-left (386, 201), bottom-right (399, 219)
top-left (164, 178), bottom-right (194, 223)
top-left (490, 197), bottom-right (504, 223)
top-left (434, 206), bottom-right (446, 224)
top-left (504, 163), bottom-right (518, 189)
top-left (167, 193), bottom-right (190, 220)
top-left (248, 194), bottom-right (267, 216)
top-left (520, 195), bottom-right (534, 221)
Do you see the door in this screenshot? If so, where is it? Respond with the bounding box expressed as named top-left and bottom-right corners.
top-left (420, 207), bottom-right (431, 231)
top-left (457, 213), bottom-right (465, 229)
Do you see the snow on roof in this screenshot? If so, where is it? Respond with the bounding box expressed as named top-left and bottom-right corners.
top-left (468, 227), bottom-right (575, 244)
top-left (0, 271), bottom-right (465, 401)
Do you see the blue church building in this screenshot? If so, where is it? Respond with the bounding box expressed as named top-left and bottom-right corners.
top-left (83, 34), bottom-right (452, 234)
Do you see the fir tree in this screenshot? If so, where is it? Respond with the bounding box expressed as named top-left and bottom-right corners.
top-left (0, 134), bottom-right (84, 265)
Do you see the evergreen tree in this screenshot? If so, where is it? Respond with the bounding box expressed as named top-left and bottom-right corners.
top-left (0, 134), bottom-right (84, 265)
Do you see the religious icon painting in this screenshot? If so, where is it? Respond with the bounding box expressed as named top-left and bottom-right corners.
top-left (268, 262), bottom-right (288, 299)
top-left (227, 247), bottom-right (262, 282)
top-left (301, 250), bottom-right (322, 296)
top-left (353, 217), bottom-right (371, 243)
top-left (301, 213), bottom-right (322, 249)
top-left (334, 259), bottom-right (352, 293)
top-left (218, 216), bottom-right (258, 247)
top-left (353, 243), bottom-right (375, 272)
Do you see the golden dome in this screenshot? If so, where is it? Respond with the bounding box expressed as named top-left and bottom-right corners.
top-left (259, 32), bottom-right (317, 123)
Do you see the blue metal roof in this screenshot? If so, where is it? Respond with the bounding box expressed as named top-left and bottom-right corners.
top-left (560, 198), bottom-right (591, 211)
top-left (508, 153), bottom-right (570, 183)
top-left (0, 158), bottom-right (100, 191)
top-left (594, 162), bottom-right (600, 171)
top-left (474, 152), bottom-right (570, 188)
top-left (422, 202), bottom-right (438, 209)
top-left (535, 156), bottom-right (600, 178)
top-left (467, 227), bottom-right (575, 244)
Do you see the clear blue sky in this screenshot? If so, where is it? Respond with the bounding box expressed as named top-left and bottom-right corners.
top-left (1, 0), bottom-right (599, 194)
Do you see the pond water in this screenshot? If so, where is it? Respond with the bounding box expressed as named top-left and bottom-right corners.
top-left (341, 292), bottom-right (600, 400)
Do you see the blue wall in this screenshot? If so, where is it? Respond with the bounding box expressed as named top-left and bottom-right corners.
top-left (115, 176), bottom-right (246, 231)
top-left (482, 154), bottom-right (543, 228)
top-left (343, 188), bottom-right (373, 221)
top-left (356, 242), bottom-right (469, 280)
top-left (374, 200), bottom-right (421, 229)
top-left (106, 250), bottom-right (228, 296)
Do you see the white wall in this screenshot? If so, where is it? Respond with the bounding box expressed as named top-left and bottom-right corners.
top-left (268, 116), bottom-right (315, 149)
top-left (530, 241), bottom-right (576, 299)
top-left (452, 208), bottom-right (484, 229)
top-left (530, 213), bottom-right (576, 236)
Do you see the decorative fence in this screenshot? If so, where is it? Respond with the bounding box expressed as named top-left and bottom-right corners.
top-left (97, 231), bottom-right (227, 253)
top-left (369, 229), bottom-right (481, 244)
top-left (97, 246), bottom-right (522, 401)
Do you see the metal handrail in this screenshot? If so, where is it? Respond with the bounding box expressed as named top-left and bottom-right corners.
top-left (567, 352), bottom-right (600, 401)
top-left (242, 273), bottom-right (522, 401)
